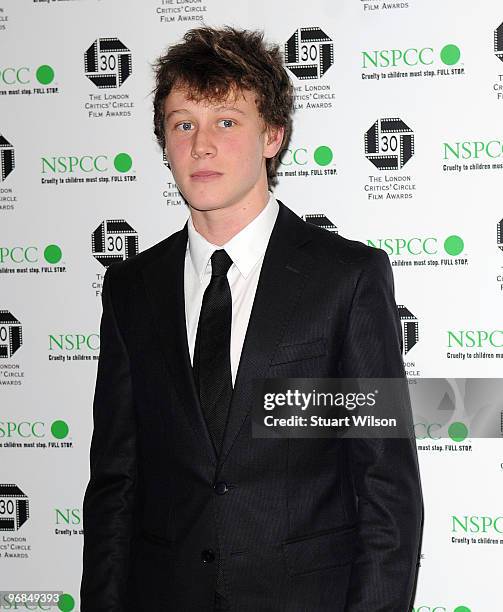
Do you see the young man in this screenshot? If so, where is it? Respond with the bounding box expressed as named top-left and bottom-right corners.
top-left (81, 27), bottom-right (422, 611)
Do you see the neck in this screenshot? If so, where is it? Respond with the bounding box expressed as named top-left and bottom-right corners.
top-left (189, 186), bottom-right (270, 246)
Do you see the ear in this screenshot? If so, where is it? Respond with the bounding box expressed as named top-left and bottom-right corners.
top-left (263, 126), bottom-right (285, 159)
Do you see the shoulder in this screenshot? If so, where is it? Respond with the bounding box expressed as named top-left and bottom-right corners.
top-left (281, 202), bottom-right (389, 273)
top-left (104, 225), bottom-right (186, 285)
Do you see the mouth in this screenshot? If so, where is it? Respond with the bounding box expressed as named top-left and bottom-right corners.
top-left (190, 171), bottom-right (223, 181)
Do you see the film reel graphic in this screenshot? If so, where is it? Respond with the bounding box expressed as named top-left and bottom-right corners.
top-left (398, 305), bottom-right (419, 355)
top-left (495, 22), bottom-right (503, 62)
top-left (497, 218), bottom-right (503, 253)
top-left (0, 134), bottom-right (15, 182)
top-left (302, 213), bottom-right (338, 233)
top-left (84, 37), bottom-right (132, 89)
top-left (365, 118), bottom-right (415, 170)
top-left (284, 27), bottom-right (334, 80)
top-left (0, 485), bottom-right (29, 531)
top-left (92, 220), bottom-right (139, 268)
top-left (0, 311), bottom-right (22, 359)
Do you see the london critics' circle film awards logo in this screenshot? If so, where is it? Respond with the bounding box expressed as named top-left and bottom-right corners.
top-left (398, 305), bottom-right (419, 355)
top-left (365, 118), bottom-right (415, 170)
top-left (0, 311), bottom-right (22, 359)
top-left (284, 27), bottom-right (334, 80)
top-left (91, 220), bottom-right (139, 267)
top-left (0, 484), bottom-right (29, 530)
top-left (494, 22), bottom-right (503, 63)
top-left (498, 218), bottom-right (503, 253)
top-left (84, 38), bottom-right (132, 89)
top-left (0, 134), bottom-right (15, 182)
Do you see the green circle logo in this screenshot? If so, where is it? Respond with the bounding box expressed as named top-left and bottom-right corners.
top-left (314, 146), bottom-right (333, 166)
top-left (114, 153), bottom-right (132, 173)
top-left (440, 44), bottom-right (461, 66)
top-left (444, 235), bottom-right (464, 256)
top-left (36, 65), bottom-right (55, 85)
top-left (448, 421), bottom-right (468, 442)
top-left (44, 244), bottom-right (62, 264)
top-left (453, 606), bottom-right (471, 612)
top-left (51, 420), bottom-right (69, 440)
top-left (57, 593), bottom-right (75, 612)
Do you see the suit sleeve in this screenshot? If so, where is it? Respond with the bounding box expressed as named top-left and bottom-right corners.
top-left (339, 248), bottom-right (423, 612)
top-left (80, 267), bottom-right (138, 612)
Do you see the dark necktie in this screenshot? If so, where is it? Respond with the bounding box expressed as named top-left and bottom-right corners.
top-left (193, 249), bottom-right (234, 456)
top-left (193, 249), bottom-right (234, 607)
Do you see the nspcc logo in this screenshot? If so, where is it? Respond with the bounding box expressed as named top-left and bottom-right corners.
top-left (92, 220), bottom-right (138, 267)
top-left (365, 118), bottom-right (414, 170)
top-left (412, 606), bottom-right (471, 612)
top-left (368, 235), bottom-right (464, 257)
top-left (0, 311), bottom-right (22, 358)
top-left (398, 305), bottom-right (419, 354)
top-left (362, 44), bottom-right (461, 68)
top-left (49, 333), bottom-right (100, 363)
top-left (452, 515), bottom-right (503, 534)
top-left (0, 134), bottom-right (15, 181)
top-left (443, 140), bottom-right (503, 160)
top-left (302, 213), bottom-right (338, 233)
top-left (280, 145), bottom-right (334, 167)
top-left (49, 334), bottom-right (99, 352)
top-left (0, 245), bottom-right (62, 265)
top-left (41, 153), bottom-right (133, 174)
top-left (285, 27), bottom-right (334, 80)
top-left (447, 330), bottom-right (503, 349)
top-left (0, 484), bottom-right (29, 531)
top-left (0, 420), bottom-right (69, 440)
top-left (85, 38), bottom-right (132, 89)
top-left (495, 22), bottom-right (503, 63)
top-left (0, 65), bottom-right (55, 86)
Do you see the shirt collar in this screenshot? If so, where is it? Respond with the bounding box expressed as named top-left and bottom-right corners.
top-left (187, 193), bottom-right (279, 283)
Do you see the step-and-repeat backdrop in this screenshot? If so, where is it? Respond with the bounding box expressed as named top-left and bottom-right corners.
top-left (2, 1), bottom-right (503, 610)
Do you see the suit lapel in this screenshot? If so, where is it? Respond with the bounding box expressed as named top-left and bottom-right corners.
top-left (142, 226), bottom-right (218, 467)
top-left (141, 202), bottom-right (315, 475)
top-left (217, 202), bottom-right (315, 472)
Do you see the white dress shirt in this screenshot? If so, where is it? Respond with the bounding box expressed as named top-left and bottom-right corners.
top-left (184, 193), bottom-right (279, 385)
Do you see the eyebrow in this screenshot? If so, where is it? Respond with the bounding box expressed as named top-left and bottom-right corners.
top-left (213, 105), bottom-right (246, 115)
top-left (165, 106), bottom-right (246, 121)
top-left (165, 109), bottom-right (191, 121)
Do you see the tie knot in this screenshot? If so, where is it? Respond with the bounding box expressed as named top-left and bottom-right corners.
top-left (210, 249), bottom-right (233, 277)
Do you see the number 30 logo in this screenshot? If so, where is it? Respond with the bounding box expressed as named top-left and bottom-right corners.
top-left (284, 27), bottom-right (334, 80)
top-left (91, 220), bottom-right (139, 268)
top-left (365, 118), bottom-right (415, 170)
top-left (84, 37), bottom-right (132, 89)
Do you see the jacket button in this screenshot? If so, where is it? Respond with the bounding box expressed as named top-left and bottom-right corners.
top-left (214, 481), bottom-right (229, 495)
top-left (201, 549), bottom-right (215, 563)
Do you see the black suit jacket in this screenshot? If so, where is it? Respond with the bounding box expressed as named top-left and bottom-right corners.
top-left (81, 201), bottom-right (423, 611)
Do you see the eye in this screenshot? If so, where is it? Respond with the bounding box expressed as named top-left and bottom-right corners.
top-left (218, 119), bottom-right (235, 128)
top-left (175, 121), bottom-right (193, 132)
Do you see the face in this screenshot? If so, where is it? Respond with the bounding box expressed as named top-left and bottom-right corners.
top-left (163, 86), bottom-right (283, 213)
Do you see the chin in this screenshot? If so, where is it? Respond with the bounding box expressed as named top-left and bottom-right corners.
top-left (183, 189), bottom-right (236, 212)
top-left (181, 193), bottom-right (219, 211)
top-left (187, 201), bottom-right (220, 212)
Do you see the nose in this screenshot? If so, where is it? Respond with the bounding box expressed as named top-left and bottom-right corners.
top-left (191, 126), bottom-right (217, 159)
